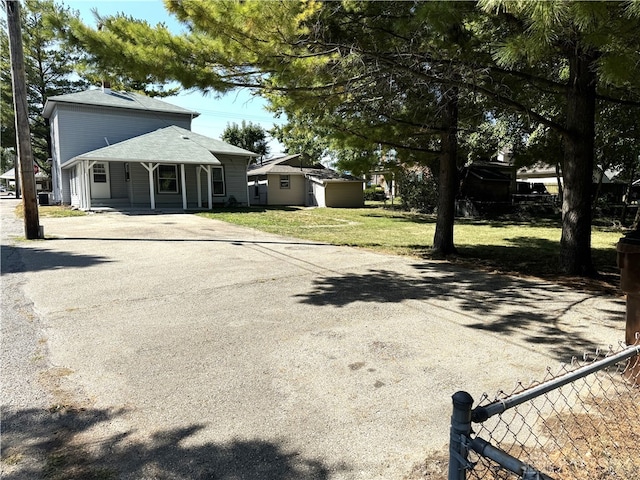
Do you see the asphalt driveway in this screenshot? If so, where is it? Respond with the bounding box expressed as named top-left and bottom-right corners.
top-left (1, 200), bottom-right (627, 479)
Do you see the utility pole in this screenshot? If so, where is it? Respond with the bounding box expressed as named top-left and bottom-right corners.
top-left (6, 0), bottom-right (41, 238)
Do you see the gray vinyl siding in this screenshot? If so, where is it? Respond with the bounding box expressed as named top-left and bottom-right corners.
top-left (48, 99), bottom-right (252, 209)
top-left (217, 155), bottom-right (249, 206)
top-left (129, 162), bottom-right (151, 207)
top-left (125, 161), bottom-right (248, 208)
top-left (68, 167), bottom-right (77, 207)
top-left (110, 162), bottom-right (128, 199)
top-left (54, 104), bottom-right (193, 166)
top-left (61, 168), bottom-right (71, 204)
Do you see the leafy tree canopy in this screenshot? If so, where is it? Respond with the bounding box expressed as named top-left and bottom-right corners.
top-left (63, 0), bottom-right (640, 274)
top-left (221, 120), bottom-right (269, 160)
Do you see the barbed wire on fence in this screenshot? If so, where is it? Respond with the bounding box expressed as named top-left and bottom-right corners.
top-left (449, 338), bottom-right (640, 480)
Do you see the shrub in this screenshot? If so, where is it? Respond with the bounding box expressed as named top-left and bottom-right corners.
top-left (398, 170), bottom-right (438, 213)
top-left (364, 186), bottom-right (386, 201)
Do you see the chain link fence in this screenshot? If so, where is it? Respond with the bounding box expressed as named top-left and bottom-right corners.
top-left (448, 339), bottom-right (640, 480)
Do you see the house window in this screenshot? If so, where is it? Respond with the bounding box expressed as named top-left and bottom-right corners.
top-left (280, 175), bottom-right (290, 189)
top-left (212, 166), bottom-right (225, 195)
top-left (157, 164), bottom-right (178, 193)
top-left (93, 163), bottom-right (107, 183)
top-left (254, 180), bottom-right (259, 198)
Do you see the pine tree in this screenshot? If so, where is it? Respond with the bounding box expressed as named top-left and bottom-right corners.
top-left (66, 0), bottom-right (640, 275)
top-left (1, 0), bottom-right (89, 172)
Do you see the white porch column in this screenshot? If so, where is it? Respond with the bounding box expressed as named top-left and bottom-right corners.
top-left (246, 157), bottom-right (251, 207)
top-left (84, 161), bottom-right (91, 210)
top-left (141, 162), bottom-right (159, 210)
top-left (180, 164), bottom-right (187, 210)
top-left (206, 166), bottom-right (212, 209)
top-left (196, 166), bottom-right (202, 208)
top-left (81, 162), bottom-right (89, 210)
top-left (84, 160), bottom-right (98, 210)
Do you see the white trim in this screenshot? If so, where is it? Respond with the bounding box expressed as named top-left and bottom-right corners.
top-left (212, 165), bottom-right (225, 196)
top-left (84, 161), bottom-right (92, 210)
top-left (141, 162), bottom-right (159, 210)
top-left (89, 162), bottom-right (111, 199)
top-left (180, 164), bottom-right (187, 209)
top-left (196, 166), bottom-right (203, 208)
top-left (205, 165), bottom-right (212, 209)
top-left (207, 165), bottom-right (213, 210)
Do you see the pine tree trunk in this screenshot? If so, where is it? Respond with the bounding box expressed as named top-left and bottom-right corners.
top-left (433, 87), bottom-right (458, 256)
top-left (560, 48), bottom-right (597, 276)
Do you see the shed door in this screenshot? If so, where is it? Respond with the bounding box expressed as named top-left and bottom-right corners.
top-left (90, 162), bottom-right (111, 199)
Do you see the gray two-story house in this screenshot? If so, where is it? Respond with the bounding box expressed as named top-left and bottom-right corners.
top-left (43, 86), bottom-right (258, 210)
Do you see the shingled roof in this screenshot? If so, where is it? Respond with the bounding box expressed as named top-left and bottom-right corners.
top-left (248, 154), bottom-right (363, 183)
top-left (43, 88), bottom-right (200, 118)
top-left (65, 126), bottom-right (258, 167)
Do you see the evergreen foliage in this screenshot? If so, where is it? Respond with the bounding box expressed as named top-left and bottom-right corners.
top-left (54, 0), bottom-right (640, 274)
top-left (398, 169), bottom-right (439, 214)
top-left (1, 0), bottom-right (89, 172)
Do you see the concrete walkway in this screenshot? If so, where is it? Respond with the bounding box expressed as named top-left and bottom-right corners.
top-left (1, 199), bottom-right (626, 479)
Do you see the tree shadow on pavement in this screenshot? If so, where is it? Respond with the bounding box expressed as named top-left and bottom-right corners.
top-left (1, 406), bottom-right (336, 480)
top-left (0, 245), bottom-right (112, 275)
top-left (294, 262), bottom-right (626, 362)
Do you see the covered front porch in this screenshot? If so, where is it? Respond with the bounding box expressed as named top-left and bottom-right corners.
top-left (62, 126), bottom-right (257, 211)
top-left (67, 160), bottom-right (227, 211)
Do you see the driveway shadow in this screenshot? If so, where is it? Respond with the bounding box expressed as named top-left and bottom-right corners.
top-left (1, 407), bottom-right (337, 480)
top-left (1, 245), bottom-right (112, 275)
top-left (295, 262), bottom-right (625, 362)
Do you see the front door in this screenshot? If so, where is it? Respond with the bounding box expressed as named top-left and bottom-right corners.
top-left (90, 162), bottom-right (111, 199)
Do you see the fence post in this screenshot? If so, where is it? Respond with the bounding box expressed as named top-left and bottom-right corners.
top-left (617, 229), bottom-right (640, 383)
top-left (448, 391), bottom-right (474, 480)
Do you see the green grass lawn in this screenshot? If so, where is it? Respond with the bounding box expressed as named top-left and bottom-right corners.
top-left (15, 204), bottom-right (87, 218)
top-left (199, 204), bottom-right (626, 291)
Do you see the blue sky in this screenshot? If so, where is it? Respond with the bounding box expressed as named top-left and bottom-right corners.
top-left (64, 0), bottom-right (286, 154)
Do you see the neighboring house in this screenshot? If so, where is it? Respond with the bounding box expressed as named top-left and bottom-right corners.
top-left (369, 169), bottom-right (397, 199)
top-left (248, 154), bottom-right (364, 207)
top-left (517, 162), bottom-right (628, 202)
top-left (516, 163), bottom-right (562, 194)
top-left (459, 161), bottom-right (515, 202)
top-left (0, 167), bottom-right (51, 192)
top-left (43, 87), bottom-right (258, 210)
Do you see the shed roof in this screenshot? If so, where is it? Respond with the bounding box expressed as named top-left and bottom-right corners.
top-left (307, 169), bottom-right (363, 183)
top-left (248, 154), bottom-right (326, 176)
top-left (248, 159), bottom-right (363, 184)
top-left (66, 126), bottom-right (258, 167)
top-left (43, 88), bottom-right (200, 118)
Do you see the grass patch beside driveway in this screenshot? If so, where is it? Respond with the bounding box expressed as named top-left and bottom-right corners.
top-left (15, 204), bottom-right (86, 218)
top-left (198, 205), bottom-right (625, 292)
